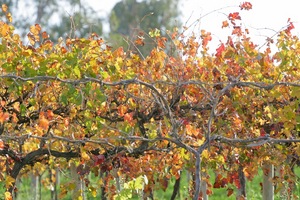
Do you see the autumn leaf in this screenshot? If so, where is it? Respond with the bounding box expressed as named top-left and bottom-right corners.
top-left (93, 154), bottom-right (105, 166)
top-left (228, 12), bottom-right (241, 25)
top-left (118, 105), bottom-right (128, 117)
top-left (135, 36), bottom-right (145, 46)
top-left (42, 31), bottom-right (49, 39)
top-left (6, 12), bottom-right (12, 22)
top-left (39, 112), bottom-right (49, 130)
top-left (232, 26), bottom-right (242, 36)
top-left (0, 22), bottom-right (10, 36)
top-left (157, 37), bottom-right (167, 48)
top-left (4, 192), bottom-right (12, 200)
top-left (124, 112), bottom-right (134, 123)
top-left (239, 2), bottom-right (252, 10)
top-left (5, 176), bottom-right (15, 188)
top-left (0, 140), bottom-right (5, 150)
top-left (285, 21), bottom-right (295, 35)
top-left (216, 43), bottom-right (225, 57)
top-left (201, 30), bottom-right (212, 47)
top-left (81, 151), bottom-right (90, 161)
top-left (30, 24), bottom-right (41, 35)
top-left (227, 188), bottom-right (234, 196)
top-left (2, 4), bottom-right (8, 12)
top-left (0, 111), bottom-right (9, 123)
top-left (27, 32), bottom-right (36, 45)
top-left (222, 20), bottom-right (229, 28)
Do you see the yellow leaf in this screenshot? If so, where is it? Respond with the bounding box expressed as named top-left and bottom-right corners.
top-left (0, 22), bottom-right (9, 36)
top-left (81, 151), bottom-right (90, 161)
top-left (202, 149), bottom-right (209, 159)
top-left (88, 186), bottom-right (97, 197)
top-left (180, 148), bottom-right (190, 160)
top-left (5, 176), bottom-right (15, 188)
top-left (6, 12), bottom-right (12, 22)
top-left (30, 24), bottom-right (41, 35)
top-left (2, 4), bottom-right (8, 12)
top-left (4, 192), bottom-right (12, 200)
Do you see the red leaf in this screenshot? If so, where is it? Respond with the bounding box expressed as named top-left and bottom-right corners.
top-left (213, 174), bottom-right (227, 188)
top-left (239, 2), bottom-right (252, 10)
top-left (285, 21), bottom-right (295, 35)
top-left (93, 154), bottom-right (105, 166)
top-left (216, 43), bottom-right (225, 58)
top-left (227, 188), bottom-right (234, 196)
top-left (227, 36), bottom-right (234, 47)
top-left (160, 177), bottom-right (169, 191)
top-left (228, 12), bottom-right (241, 23)
top-left (77, 164), bottom-right (90, 176)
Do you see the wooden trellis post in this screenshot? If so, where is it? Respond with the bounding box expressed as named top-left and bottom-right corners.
top-left (262, 163), bottom-right (274, 200)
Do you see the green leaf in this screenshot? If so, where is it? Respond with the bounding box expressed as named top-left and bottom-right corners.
top-left (73, 65), bottom-right (81, 78)
top-left (20, 104), bottom-right (27, 116)
top-left (291, 87), bottom-right (300, 98)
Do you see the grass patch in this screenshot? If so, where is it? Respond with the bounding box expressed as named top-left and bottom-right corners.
top-left (0, 167), bottom-right (299, 199)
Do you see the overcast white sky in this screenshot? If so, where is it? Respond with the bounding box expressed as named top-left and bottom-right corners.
top-left (88, 0), bottom-right (300, 51)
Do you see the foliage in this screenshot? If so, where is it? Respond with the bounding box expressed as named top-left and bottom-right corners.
top-left (0, 2), bottom-right (300, 200)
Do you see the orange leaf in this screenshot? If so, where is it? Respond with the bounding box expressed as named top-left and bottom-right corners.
top-left (118, 105), bottom-right (127, 117)
top-left (42, 31), bottom-right (49, 39)
top-left (157, 37), bottom-right (167, 48)
top-left (39, 112), bottom-right (49, 130)
top-left (64, 118), bottom-right (70, 127)
top-left (35, 24), bottom-right (41, 32)
top-left (124, 112), bottom-right (134, 123)
top-left (232, 26), bottom-right (242, 36)
top-left (0, 140), bottom-right (5, 150)
top-left (201, 30), bottom-right (212, 47)
top-left (61, 47), bottom-right (67, 54)
top-left (0, 111), bottom-right (9, 123)
top-left (135, 36), bottom-right (145, 46)
top-left (222, 20), bottom-right (229, 28)
top-left (47, 110), bottom-right (54, 120)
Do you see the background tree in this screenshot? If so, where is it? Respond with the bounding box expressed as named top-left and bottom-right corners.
top-left (108, 0), bottom-right (181, 56)
top-left (1, 0), bottom-right (102, 40)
